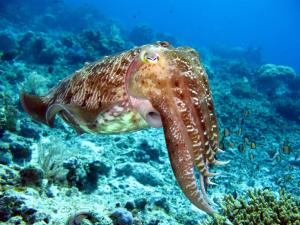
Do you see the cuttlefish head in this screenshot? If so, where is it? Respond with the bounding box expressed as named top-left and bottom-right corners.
top-left (126, 42), bottom-right (224, 215)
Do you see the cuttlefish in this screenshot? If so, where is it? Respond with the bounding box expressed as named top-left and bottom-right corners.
top-left (20, 41), bottom-right (227, 215)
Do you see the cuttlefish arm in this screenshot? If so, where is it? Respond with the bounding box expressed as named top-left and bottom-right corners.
top-left (126, 43), bottom-right (227, 215)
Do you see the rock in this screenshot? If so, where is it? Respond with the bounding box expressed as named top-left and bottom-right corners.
top-left (7, 216), bottom-right (26, 225)
top-left (66, 211), bottom-right (103, 225)
top-left (131, 164), bottom-right (163, 186)
top-left (124, 201), bottom-right (135, 211)
top-left (20, 166), bottom-right (44, 187)
top-left (18, 33), bottom-right (60, 65)
top-left (63, 157), bottom-right (88, 190)
top-left (19, 118), bottom-right (40, 139)
top-left (153, 197), bottom-right (170, 213)
top-left (2, 133), bottom-right (32, 163)
top-left (0, 31), bottom-right (17, 52)
top-left (147, 220), bottom-right (160, 225)
top-left (65, 187), bottom-right (79, 197)
top-left (257, 64), bottom-right (296, 81)
top-left (0, 190), bottom-right (51, 223)
top-left (0, 194), bottom-right (24, 221)
top-left (23, 210), bottom-right (50, 224)
top-left (110, 209), bottom-right (133, 225)
top-left (0, 151), bottom-right (12, 165)
top-left (231, 82), bottom-right (255, 98)
top-left (255, 64), bottom-right (296, 97)
top-left (65, 48), bottom-right (87, 64)
top-left (273, 98), bottom-right (300, 123)
top-left (0, 143), bottom-right (12, 165)
top-left (89, 160), bottom-right (111, 176)
top-left (1, 49), bottom-right (19, 61)
top-left (134, 198), bottom-right (147, 210)
top-left (38, 46), bottom-right (60, 64)
top-left (63, 157), bottom-right (111, 191)
top-left (115, 163), bottom-right (133, 177)
top-left (10, 140), bottom-right (32, 162)
top-left (116, 163), bottom-right (163, 186)
top-left (0, 164), bottom-right (19, 188)
top-left (135, 140), bottom-right (161, 163)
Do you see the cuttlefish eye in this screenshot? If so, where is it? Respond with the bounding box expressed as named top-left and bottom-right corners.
top-left (141, 51), bottom-right (159, 63)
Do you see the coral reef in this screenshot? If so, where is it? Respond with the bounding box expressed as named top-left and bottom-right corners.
top-left (255, 64), bottom-right (296, 97)
top-left (208, 189), bottom-right (300, 225)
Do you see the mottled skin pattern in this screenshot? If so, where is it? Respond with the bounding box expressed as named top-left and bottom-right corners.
top-left (20, 41), bottom-right (225, 215)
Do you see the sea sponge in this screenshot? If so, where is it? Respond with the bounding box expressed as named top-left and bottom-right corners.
top-left (208, 189), bottom-right (300, 225)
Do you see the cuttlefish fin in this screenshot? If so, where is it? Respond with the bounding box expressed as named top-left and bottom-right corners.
top-left (20, 92), bottom-right (49, 125)
top-left (46, 103), bottom-right (101, 134)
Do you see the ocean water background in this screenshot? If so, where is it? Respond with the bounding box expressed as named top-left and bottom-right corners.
top-left (65, 0), bottom-right (300, 73)
top-left (0, 0), bottom-right (300, 224)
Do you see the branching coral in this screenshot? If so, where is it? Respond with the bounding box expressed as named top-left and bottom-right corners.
top-left (208, 189), bottom-right (300, 225)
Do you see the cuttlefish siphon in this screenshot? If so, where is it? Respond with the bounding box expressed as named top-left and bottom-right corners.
top-left (20, 41), bottom-right (227, 215)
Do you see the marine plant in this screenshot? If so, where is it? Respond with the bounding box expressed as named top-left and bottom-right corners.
top-left (208, 189), bottom-right (300, 225)
top-left (37, 141), bottom-right (68, 185)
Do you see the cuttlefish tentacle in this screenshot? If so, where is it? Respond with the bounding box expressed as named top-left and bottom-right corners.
top-left (152, 98), bottom-right (215, 214)
top-left (175, 59), bottom-right (219, 201)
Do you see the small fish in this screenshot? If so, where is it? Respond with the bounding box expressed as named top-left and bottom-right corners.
top-left (244, 137), bottom-right (250, 144)
top-left (282, 142), bottom-right (292, 154)
top-left (238, 143), bottom-right (245, 153)
top-left (237, 127), bottom-right (242, 136)
top-left (275, 154), bottom-right (281, 162)
top-left (243, 109), bottom-right (250, 117)
top-left (223, 128), bottom-right (230, 137)
top-left (240, 118), bottom-right (245, 126)
top-left (232, 190), bottom-right (238, 199)
top-left (219, 140), bottom-right (225, 151)
top-left (250, 142), bottom-right (256, 149)
top-left (249, 153), bottom-right (254, 160)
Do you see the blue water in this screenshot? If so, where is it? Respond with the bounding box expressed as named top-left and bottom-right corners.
top-left (65, 0), bottom-right (300, 73)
